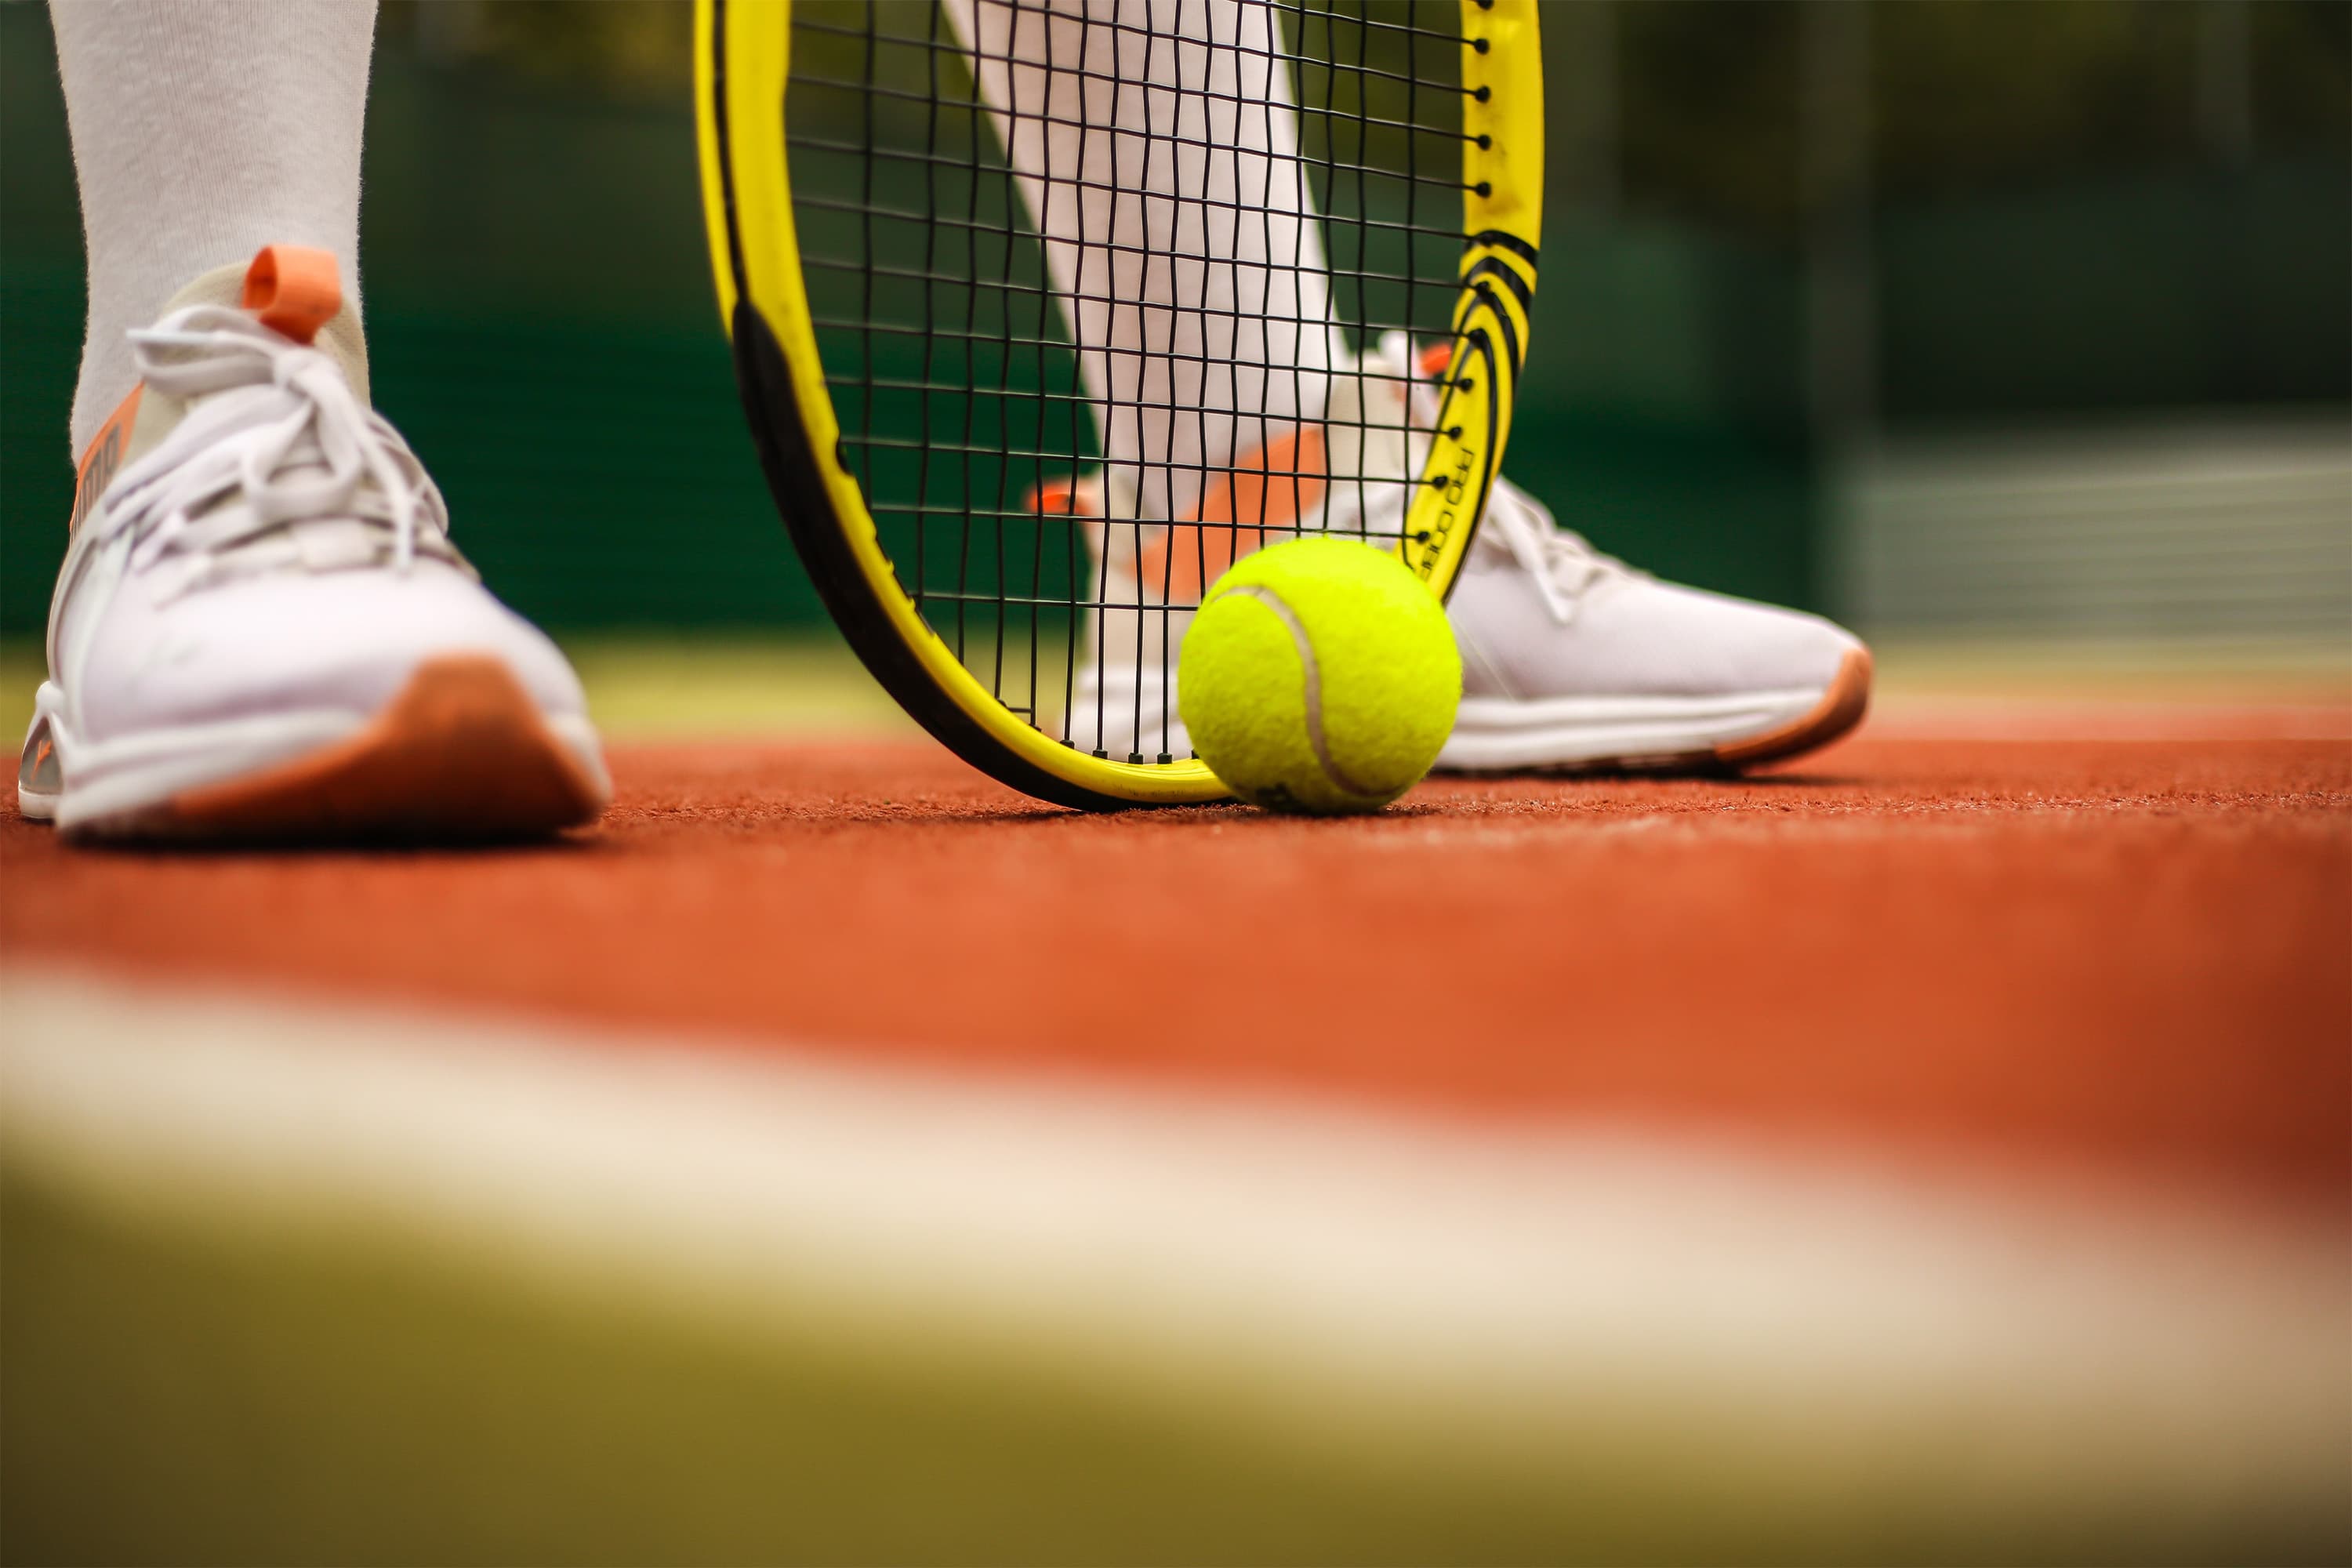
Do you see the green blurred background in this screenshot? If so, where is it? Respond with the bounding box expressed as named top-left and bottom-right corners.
top-left (2, 0), bottom-right (2346, 644)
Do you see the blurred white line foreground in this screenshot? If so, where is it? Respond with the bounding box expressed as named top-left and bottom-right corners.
top-left (2, 964), bottom-right (2344, 1536)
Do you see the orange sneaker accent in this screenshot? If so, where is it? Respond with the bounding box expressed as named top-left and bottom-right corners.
top-left (95, 655), bottom-right (605, 842)
top-left (68, 385), bottom-right (144, 536)
top-left (1029, 477), bottom-right (1094, 518)
top-left (1713, 647), bottom-right (1874, 768)
top-left (1029, 428), bottom-right (1330, 601)
top-left (1417, 341), bottom-right (1453, 379)
top-left (1142, 426), bottom-right (1327, 601)
top-left (240, 245), bottom-right (341, 345)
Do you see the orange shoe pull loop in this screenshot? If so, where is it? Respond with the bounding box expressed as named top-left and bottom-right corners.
top-left (241, 245), bottom-right (342, 345)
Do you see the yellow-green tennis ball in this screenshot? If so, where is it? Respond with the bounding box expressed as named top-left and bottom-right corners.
top-left (1179, 536), bottom-right (1461, 815)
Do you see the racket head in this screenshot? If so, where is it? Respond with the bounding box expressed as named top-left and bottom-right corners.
top-left (697, 0), bottom-right (1541, 810)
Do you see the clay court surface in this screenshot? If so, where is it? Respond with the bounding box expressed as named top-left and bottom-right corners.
top-left (5, 659), bottom-right (2350, 1562)
top-left (6, 699), bottom-right (2347, 1215)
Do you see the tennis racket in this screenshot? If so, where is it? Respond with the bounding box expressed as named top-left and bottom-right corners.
top-left (697, 0), bottom-right (1541, 808)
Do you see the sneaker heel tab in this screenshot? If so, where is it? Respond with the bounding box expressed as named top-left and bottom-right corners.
top-left (241, 246), bottom-right (342, 345)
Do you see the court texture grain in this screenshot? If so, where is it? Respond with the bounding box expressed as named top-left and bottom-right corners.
top-left (2, 641), bottom-right (2347, 1565)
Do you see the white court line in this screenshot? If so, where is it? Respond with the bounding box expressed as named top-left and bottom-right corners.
top-left (2, 964), bottom-right (2344, 1513)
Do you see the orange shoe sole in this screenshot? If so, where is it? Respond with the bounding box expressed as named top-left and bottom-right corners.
top-left (1713, 647), bottom-right (1874, 769)
top-left (82, 655), bottom-right (608, 844)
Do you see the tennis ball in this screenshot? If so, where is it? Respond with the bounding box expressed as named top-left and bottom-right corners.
top-left (1179, 536), bottom-right (1461, 815)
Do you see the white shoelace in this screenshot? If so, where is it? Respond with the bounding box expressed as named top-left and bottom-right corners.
top-left (94, 305), bottom-right (461, 598)
top-left (1471, 474), bottom-right (1638, 626)
top-left (1368, 332), bottom-right (1635, 626)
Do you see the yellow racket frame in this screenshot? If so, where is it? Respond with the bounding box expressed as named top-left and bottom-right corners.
top-left (695, 0), bottom-right (1541, 809)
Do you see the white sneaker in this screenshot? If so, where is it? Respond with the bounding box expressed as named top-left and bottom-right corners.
top-left (1058, 336), bottom-right (1870, 772)
top-left (1437, 479), bottom-right (1871, 772)
top-left (16, 246), bottom-right (610, 840)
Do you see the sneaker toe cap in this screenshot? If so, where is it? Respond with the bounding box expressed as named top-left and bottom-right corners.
top-left (1464, 572), bottom-right (1864, 700)
top-left (1673, 592), bottom-right (1864, 695)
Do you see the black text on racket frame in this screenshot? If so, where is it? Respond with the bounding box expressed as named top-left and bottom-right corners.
top-left (696, 0), bottom-right (1542, 810)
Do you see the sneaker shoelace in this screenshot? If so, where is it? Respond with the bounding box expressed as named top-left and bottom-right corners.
top-left (95, 305), bottom-right (462, 598)
top-left (1471, 474), bottom-right (1639, 626)
top-left (1367, 332), bottom-right (1635, 626)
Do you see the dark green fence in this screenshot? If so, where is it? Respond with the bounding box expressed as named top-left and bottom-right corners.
top-left (3, 5), bottom-right (2343, 641)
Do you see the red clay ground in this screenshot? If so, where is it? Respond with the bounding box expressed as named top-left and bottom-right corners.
top-left (5, 728), bottom-right (2347, 1220)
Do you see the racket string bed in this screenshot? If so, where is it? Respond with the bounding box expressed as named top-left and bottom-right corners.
top-left (793, 1), bottom-right (1470, 760)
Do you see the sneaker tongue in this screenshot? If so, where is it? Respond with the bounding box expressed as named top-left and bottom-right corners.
top-left (110, 254), bottom-right (373, 474)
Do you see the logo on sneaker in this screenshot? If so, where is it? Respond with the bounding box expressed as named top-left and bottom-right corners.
top-left (19, 725), bottom-right (60, 796)
top-left (70, 385), bottom-right (143, 536)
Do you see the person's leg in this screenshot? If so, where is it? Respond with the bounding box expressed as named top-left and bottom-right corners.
top-left (24, 1), bottom-right (605, 840)
top-left (52, 0), bottom-right (376, 456)
top-left (956, 0), bottom-right (1869, 773)
top-left (943, 0), bottom-right (1345, 525)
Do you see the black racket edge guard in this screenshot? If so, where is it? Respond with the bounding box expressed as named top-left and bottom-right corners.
top-left (729, 298), bottom-right (1173, 814)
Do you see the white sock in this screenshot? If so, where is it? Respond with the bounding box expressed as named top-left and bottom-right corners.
top-left (50, 0), bottom-right (378, 456)
top-left (945, 0), bottom-right (1345, 522)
